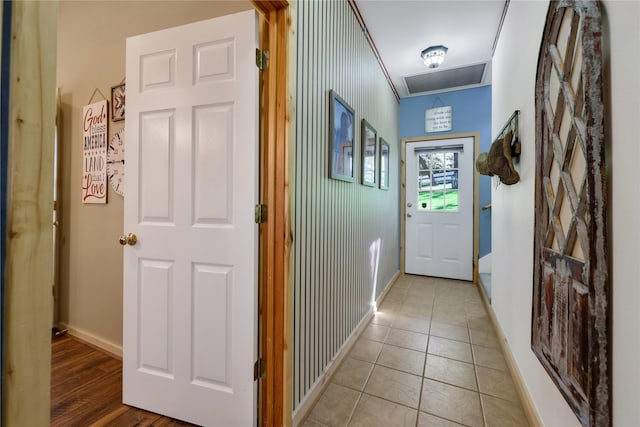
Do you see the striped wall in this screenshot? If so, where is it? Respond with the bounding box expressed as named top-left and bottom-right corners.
top-left (290, 0), bottom-right (400, 411)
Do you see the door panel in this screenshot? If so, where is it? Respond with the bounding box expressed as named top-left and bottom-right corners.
top-left (417, 224), bottom-right (434, 259)
top-left (124, 10), bottom-right (258, 426)
top-left (405, 138), bottom-right (473, 280)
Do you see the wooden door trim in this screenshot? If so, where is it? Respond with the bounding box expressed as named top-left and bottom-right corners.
top-left (2, 1), bottom-right (58, 425)
top-left (401, 133), bottom-right (480, 283)
top-left (252, 1), bottom-right (289, 426)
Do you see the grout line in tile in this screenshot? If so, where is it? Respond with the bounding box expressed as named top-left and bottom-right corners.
top-left (478, 390), bottom-right (521, 404)
top-left (420, 408), bottom-right (479, 427)
top-left (422, 374), bottom-right (480, 394)
top-left (357, 391), bottom-right (422, 415)
top-left (344, 390), bottom-right (363, 427)
top-left (469, 318), bottom-right (489, 427)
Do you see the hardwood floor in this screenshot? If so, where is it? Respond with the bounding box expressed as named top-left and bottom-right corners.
top-left (51, 334), bottom-right (196, 426)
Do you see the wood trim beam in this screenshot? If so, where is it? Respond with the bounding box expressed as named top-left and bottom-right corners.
top-left (2, 1), bottom-right (58, 425)
top-left (252, 1), bottom-right (289, 426)
top-left (253, 0), bottom-right (288, 14)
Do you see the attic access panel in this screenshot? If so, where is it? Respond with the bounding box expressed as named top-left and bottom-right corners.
top-left (532, 1), bottom-right (609, 427)
top-left (404, 63), bottom-right (486, 95)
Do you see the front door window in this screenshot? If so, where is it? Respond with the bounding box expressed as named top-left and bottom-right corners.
top-left (417, 151), bottom-right (459, 211)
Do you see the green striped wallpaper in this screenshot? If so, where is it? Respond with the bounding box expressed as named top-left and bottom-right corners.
top-left (290, 0), bottom-right (400, 411)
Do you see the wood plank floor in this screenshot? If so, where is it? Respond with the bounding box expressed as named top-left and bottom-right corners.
top-left (51, 334), bottom-right (197, 427)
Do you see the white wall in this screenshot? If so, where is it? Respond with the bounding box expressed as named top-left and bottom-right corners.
top-left (491, 1), bottom-right (640, 426)
top-left (605, 2), bottom-right (640, 425)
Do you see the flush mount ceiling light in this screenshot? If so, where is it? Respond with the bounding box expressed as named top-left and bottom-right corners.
top-left (421, 45), bottom-right (448, 68)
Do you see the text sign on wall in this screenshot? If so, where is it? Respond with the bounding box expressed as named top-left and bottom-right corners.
top-left (82, 100), bottom-right (108, 203)
top-left (425, 106), bottom-right (453, 132)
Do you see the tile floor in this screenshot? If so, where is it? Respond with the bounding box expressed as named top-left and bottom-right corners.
top-left (302, 274), bottom-right (530, 427)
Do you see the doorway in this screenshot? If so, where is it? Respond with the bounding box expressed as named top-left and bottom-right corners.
top-left (402, 134), bottom-right (479, 282)
top-left (1, 1), bottom-right (289, 425)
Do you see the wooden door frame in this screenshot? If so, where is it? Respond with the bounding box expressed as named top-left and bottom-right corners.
top-left (401, 133), bottom-right (480, 284)
top-left (252, 1), bottom-right (290, 426)
top-left (2, 1), bottom-right (58, 425)
top-left (1, 1), bottom-right (291, 425)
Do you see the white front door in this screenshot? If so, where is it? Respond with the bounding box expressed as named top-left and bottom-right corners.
top-left (123, 10), bottom-right (258, 426)
top-left (405, 137), bottom-right (474, 281)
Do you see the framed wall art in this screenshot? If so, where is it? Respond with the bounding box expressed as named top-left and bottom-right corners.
top-left (361, 119), bottom-right (377, 187)
top-left (329, 90), bottom-right (355, 182)
top-left (379, 138), bottom-right (389, 190)
top-left (111, 83), bottom-right (125, 122)
top-left (532, 2), bottom-right (609, 426)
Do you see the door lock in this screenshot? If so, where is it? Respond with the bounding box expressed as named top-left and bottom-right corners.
top-left (407, 213), bottom-right (412, 218)
top-left (119, 233), bottom-right (137, 246)
top-left (407, 202), bottom-right (412, 207)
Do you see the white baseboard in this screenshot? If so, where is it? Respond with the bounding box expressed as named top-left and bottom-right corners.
top-left (292, 270), bottom-right (401, 426)
top-left (58, 322), bottom-right (123, 359)
top-left (477, 287), bottom-right (543, 427)
top-left (479, 253), bottom-right (492, 274)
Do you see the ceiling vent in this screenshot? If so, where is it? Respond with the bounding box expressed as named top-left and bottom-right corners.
top-left (404, 63), bottom-right (487, 95)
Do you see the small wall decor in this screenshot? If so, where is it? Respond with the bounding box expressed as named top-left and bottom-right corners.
top-left (329, 90), bottom-right (355, 182)
top-left (111, 82), bottom-right (125, 122)
top-left (475, 110), bottom-right (521, 185)
top-left (82, 99), bottom-right (108, 203)
top-left (425, 106), bottom-right (452, 132)
top-left (379, 138), bottom-right (390, 190)
top-left (107, 128), bottom-right (125, 196)
top-left (532, 2), bottom-right (609, 426)
top-left (361, 119), bottom-right (377, 187)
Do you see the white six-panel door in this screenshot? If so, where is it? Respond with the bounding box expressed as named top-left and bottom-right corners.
top-left (405, 137), bottom-right (474, 281)
top-left (123, 11), bottom-right (258, 426)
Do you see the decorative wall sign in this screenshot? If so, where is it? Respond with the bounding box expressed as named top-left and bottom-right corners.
top-left (532, 2), bottom-right (609, 426)
top-left (82, 100), bottom-right (108, 203)
top-left (425, 106), bottom-right (452, 132)
top-left (111, 83), bottom-right (125, 122)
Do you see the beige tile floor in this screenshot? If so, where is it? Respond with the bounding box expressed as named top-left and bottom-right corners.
top-left (302, 274), bottom-right (530, 427)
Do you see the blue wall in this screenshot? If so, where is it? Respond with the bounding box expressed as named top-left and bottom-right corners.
top-left (399, 85), bottom-right (492, 258)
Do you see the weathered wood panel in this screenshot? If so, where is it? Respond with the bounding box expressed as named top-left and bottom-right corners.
top-left (532, 1), bottom-right (609, 426)
top-left (3, 2), bottom-right (58, 426)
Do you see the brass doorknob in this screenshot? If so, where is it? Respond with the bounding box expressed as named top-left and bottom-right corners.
top-left (119, 233), bottom-right (137, 246)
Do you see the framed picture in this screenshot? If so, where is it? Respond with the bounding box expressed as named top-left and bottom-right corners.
top-left (361, 119), bottom-right (377, 187)
top-left (111, 83), bottom-right (125, 122)
top-left (329, 90), bottom-right (355, 182)
top-left (379, 138), bottom-right (390, 190)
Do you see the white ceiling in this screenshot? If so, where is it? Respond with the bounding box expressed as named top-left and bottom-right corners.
top-left (355, 0), bottom-right (507, 98)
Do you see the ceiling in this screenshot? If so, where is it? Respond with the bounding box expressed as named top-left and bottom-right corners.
top-left (355, 0), bottom-right (508, 98)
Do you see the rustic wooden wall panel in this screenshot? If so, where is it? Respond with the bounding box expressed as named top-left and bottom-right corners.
top-left (291, 0), bottom-right (399, 411)
top-left (532, 1), bottom-right (609, 426)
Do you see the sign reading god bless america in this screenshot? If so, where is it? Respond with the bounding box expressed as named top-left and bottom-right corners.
top-left (82, 100), bottom-right (108, 203)
top-left (425, 106), bottom-right (453, 132)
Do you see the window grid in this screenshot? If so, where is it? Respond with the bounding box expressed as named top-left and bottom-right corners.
top-left (417, 151), bottom-right (459, 212)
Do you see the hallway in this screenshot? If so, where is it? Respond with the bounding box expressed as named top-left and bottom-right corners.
top-left (302, 275), bottom-right (529, 427)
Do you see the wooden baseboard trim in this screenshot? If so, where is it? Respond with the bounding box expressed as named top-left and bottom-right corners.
top-left (58, 323), bottom-right (123, 359)
top-left (477, 284), bottom-right (543, 427)
top-left (291, 271), bottom-right (401, 426)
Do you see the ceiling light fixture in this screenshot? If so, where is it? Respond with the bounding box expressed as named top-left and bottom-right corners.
top-left (421, 45), bottom-right (448, 68)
